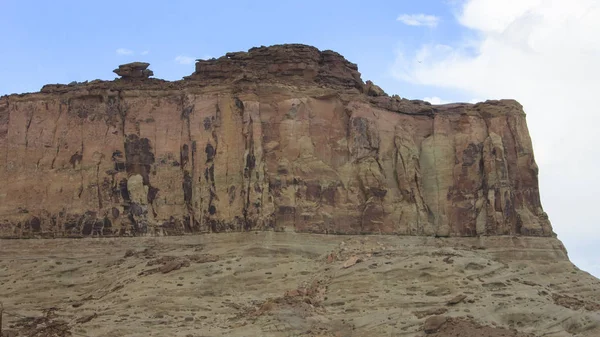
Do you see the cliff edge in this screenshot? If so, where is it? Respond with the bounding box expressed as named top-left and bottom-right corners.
top-left (0, 44), bottom-right (552, 238)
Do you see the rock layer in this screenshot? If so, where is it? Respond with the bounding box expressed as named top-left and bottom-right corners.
top-left (0, 44), bottom-right (552, 237)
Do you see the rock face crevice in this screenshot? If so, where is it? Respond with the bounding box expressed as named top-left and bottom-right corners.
top-left (0, 44), bottom-right (552, 238)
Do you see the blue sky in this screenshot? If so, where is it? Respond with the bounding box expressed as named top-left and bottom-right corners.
top-left (2, 0), bottom-right (600, 278)
top-left (0, 0), bottom-right (466, 100)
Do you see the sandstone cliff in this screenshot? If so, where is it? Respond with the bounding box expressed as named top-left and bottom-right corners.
top-left (0, 44), bottom-right (552, 238)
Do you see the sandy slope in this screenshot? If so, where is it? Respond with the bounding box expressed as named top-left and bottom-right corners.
top-left (1, 233), bottom-right (599, 337)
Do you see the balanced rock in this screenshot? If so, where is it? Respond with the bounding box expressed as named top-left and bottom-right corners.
top-left (113, 62), bottom-right (154, 79)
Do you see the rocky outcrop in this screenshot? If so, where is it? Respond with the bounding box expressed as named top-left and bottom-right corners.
top-left (113, 62), bottom-right (154, 80)
top-left (185, 44), bottom-right (363, 90)
top-left (0, 44), bottom-right (552, 238)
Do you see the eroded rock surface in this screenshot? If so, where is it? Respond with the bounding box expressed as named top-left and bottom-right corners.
top-left (0, 44), bottom-right (552, 237)
top-left (0, 234), bottom-right (594, 337)
top-left (113, 62), bottom-right (154, 79)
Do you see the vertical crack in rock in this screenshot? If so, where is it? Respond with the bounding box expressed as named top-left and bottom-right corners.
top-left (477, 115), bottom-right (492, 236)
top-left (505, 115), bottom-right (521, 234)
top-left (179, 94), bottom-right (196, 231)
top-left (95, 154), bottom-right (104, 210)
top-left (393, 126), bottom-right (428, 235)
top-left (24, 106), bottom-right (34, 149)
top-left (431, 125), bottom-right (441, 234)
top-left (239, 98), bottom-right (257, 231)
top-left (117, 93), bottom-right (128, 139)
top-left (50, 102), bottom-right (64, 169)
top-left (348, 116), bottom-right (386, 233)
top-left (244, 124), bottom-right (256, 230)
top-left (202, 100), bottom-right (220, 232)
top-left (74, 139), bottom-right (85, 200)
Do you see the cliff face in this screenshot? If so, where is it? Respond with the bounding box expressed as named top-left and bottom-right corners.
top-left (0, 44), bottom-right (552, 238)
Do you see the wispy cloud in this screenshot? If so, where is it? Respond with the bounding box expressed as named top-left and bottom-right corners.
top-left (397, 14), bottom-right (440, 27)
top-left (116, 48), bottom-right (134, 56)
top-left (174, 55), bottom-right (195, 65)
top-left (423, 96), bottom-right (450, 105)
top-left (424, 96), bottom-right (481, 104)
top-left (140, 50), bottom-right (149, 55)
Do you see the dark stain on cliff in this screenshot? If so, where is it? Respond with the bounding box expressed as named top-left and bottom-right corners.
top-left (278, 205), bottom-right (296, 217)
top-left (269, 178), bottom-right (282, 197)
top-left (119, 178), bottom-right (130, 202)
top-left (205, 143), bottom-right (215, 163)
top-left (181, 104), bottom-right (194, 120)
top-left (112, 150), bottom-right (126, 172)
top-left (305, 181), bottom-right (321, 202)
top-left (81, 210), bottom-right (98, 236)
top-left (234, 97), bottom-right (244, 115)
top-left (147, 186), bottom-right (160, 204)
top-left (204, 165), bottom-right (215, 184)
top-left (124, 134), bottom-right (155, 185)
top-left (322, 185), bottom-right (337, 205)
top-left (129, 203), bottom-right (144, 216)
top-left (246, 153), bottom-right (256, 172)
top-left (82, 221), bottom-right (93, 236)
top-left (191, 140), bottom-right (197, 154)
top-left (105, 95), bottom-right (120, 128)
top-left (369, 187), bottom-right (388, 199)
top-left (69, 151), bottom-right (83, 168)
top-left (62, 213), bottom-right (80, 234)
top-left (208, 188), bottom-right (218, 218)
top-left (181, 144), bottom-right (189, 167)
top-left (183, 170), bottom-right (193, 204)
top-left (27, 216), bottom-right (41, 232)
top-left (462, 143), bottom-right (482, 167)
top-left (228, 185), bottom-right (237, 204)
top-left (181, 215), bottom-right (201, 232)
top-left (102, 217), bottom-right (112, 236)
top-left (203, 117), bottom-right (212, 130)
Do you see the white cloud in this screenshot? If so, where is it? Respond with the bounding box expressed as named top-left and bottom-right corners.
top-left (397, 14), bottom-right (440, 27)
top-left (423, 96), bottom-right (451, 104)
top-left (424, 97), bottom-right (481, 105)
top-left (140, 50), bottom-right (149, 55)
top-left (116, 48), bottom-right (133, 56)
top-left (393, 0), bottom-right (600, 277)
top-left (174, 55), bottom-right (195, 65)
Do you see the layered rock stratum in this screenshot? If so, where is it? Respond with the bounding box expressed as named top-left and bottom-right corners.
top-left (0, 44), bottom-right (551, 238)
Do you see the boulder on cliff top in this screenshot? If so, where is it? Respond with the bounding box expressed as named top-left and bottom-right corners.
top-left (113, 62), bottom-right (154, 79)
